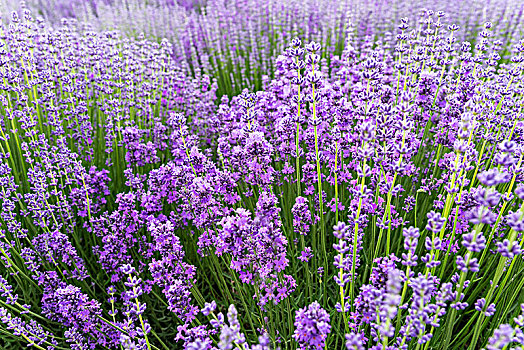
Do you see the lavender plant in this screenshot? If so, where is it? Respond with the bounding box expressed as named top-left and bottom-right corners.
top-left (11, 0), bottom-right (524, 98)
top-left (1, 2), bottom-right (524, 350)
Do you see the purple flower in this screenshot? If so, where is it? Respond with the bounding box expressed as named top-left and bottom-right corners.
top-left (426, 211), bottom-right (446, 233)
top-left (202, 301), bottom-right (217, 316)
top-left (496, 239), bottom-right (522, 259)
top-left (486, 324), bottom-right (515, 350)
top-left (293, 301), bottom-right (331, 349)
top-left (462, 230), bottom-right (486, 252)
top-left (475, 298), bottom-right (496, 317)
top-left (298, 247), bottom-right (313, 262)
top-left (345, 332), bottom-right (365, 350)
top-left (292, 196), bottom-right (313, 235)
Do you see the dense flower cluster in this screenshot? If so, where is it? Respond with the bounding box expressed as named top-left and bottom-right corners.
top-left (293, 302), bottom-right (331, 350)
top-left (1, 1), bottom-right (524, 350)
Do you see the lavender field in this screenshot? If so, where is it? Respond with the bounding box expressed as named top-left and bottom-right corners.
top-left (0, 0), bottom-right (524, 349)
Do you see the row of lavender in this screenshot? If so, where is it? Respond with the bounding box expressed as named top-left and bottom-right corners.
top-left (7, 0), bottom-right (524, 97)
top-left (1, 2), bottom-right (524, 350)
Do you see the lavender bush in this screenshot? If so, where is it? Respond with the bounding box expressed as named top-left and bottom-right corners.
top-left (1, 1), bottom-right (524, 350)
top-left (11, 0), bottom-right (524, 97)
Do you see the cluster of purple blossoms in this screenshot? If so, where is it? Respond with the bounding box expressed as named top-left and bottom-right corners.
top-left (293, 302), bottom-right (331, 350)
top-left (1, 2), bottom-right (524, 350)
top-left (217, 191), bottom-right (295, 307)
top-left (148, 218), bottom-right (198, 322)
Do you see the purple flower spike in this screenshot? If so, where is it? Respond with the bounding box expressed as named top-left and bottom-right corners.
top-left (293, 301), bottom-right (331, 350)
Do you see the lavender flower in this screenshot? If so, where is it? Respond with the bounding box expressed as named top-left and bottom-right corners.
top-left (293, 302), bottom-right (331, 349)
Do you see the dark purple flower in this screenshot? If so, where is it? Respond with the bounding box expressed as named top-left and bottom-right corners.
top-left (293, 301), bottom-right (331, 349)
